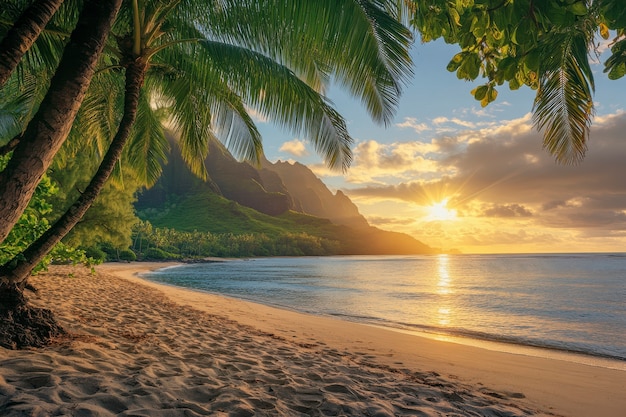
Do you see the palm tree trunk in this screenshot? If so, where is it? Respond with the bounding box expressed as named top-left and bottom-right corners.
top-left (0, 0), bottom-right (123, 350)
top-left (0, 0), bottom-right (122, 245)
top-left (0, 60), bottom-right (147, 285)
top-left (0, 0), bottom-right (65, 87)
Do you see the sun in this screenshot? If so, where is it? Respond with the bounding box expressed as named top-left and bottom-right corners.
top-left (425, 199), bottom-right (457, 221)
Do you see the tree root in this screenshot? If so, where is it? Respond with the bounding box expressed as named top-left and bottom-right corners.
top-left (0, 284), bottom-right (64, 349)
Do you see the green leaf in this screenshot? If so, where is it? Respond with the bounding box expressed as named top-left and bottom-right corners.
top-left (449, 8), bottom-right (461, 26)
top-left (509, 77), bottom-right (521, 90)
top-left (600, 1), bottom-right (626, 29)
top-left (459, 52), bottom-right (481, 80)
top-left (525, 49), bottom-right (541, 72)
top-left (567, 2), bottom-right (587, 16)
top-left (471, 84), bottom-right (488, 100)
top-left (447, 52), bottom-right (465, 72)
top-left (607, 62), bottom-right (626, 80)
top-left (604, 38), bottom-right (626, 80)
top-left (485, 86), bottom-right (497, 106)
top-left (490, 26), bottom-right (503, 41)
top-left (515, 18), bottom-right (536, 46)
top-left (471, 12), bottom-right (489, 38)
top-left (498, 57), bottom-right (517, 80)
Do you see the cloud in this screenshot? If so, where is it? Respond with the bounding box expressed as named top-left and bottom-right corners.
top-left (396, 113), bottom-right (506, 138)
top-left (279, 139), bottom-right (309, 157)
top-left (453, 228), bottom-right (561, 248)
top-left (432, 116), bottom-right (477, 128)
top-left (396, 117), bottom-right (431, 133)
top-left (346, 179), bottom-right (459, 206)
top-left (481, 204), bottom-right (533, 218)
top-left (335, 140), bottom-right (445, 184)
top-left (366, 216), bottom-right (416, 226)
top-left (470, 101), bottom-right (511, 118)
top-left (345, 111), bottom-right (626, 237)
top-left (542, 200), bottom-right (569, 211)
top-left (433, 135), bottom-right (467, 153)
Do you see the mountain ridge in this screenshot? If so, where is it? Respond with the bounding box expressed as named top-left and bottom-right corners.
top-left (136, 136), bottom-right (437, 255)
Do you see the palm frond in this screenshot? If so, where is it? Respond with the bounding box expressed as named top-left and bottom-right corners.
top-left (532, 28), bottom-right (595, 164)
top-left (148, 39), bottom-right (264, 176)
top-left (8, 0), bottom-right (81, 85)
top-left (147, 62), bottom-right (212, 180)
top-left (0, 67), bottom-right (53, 140)
top-left (0, 72), bottom-right (35, 140)
top-left (124, 89), bottom-right (169, 187)
top-left (208, 88), bottom-right (263, 165)
top-left (67, 70), bottom-right (124, 159)
top-left (192, 39), bottom-right (353, 171)
top-left (199, 0), bottom-right (412, 125)
top-left (0, 0), bottom-right (83, 141)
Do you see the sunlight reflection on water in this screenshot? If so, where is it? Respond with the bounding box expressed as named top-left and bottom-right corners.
top-left (144, 254), bottom-right (626, 365)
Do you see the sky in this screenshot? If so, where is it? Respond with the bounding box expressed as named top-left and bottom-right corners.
top-left (256, 39), bottom-right (626, 254)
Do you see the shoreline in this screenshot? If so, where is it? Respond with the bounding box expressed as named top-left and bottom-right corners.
top-left (140, 260), bottom-right (626, 370)
top-left (104, 262), bottom-right (626, 416)
top-left (1, 262), bottom-right (624, 416)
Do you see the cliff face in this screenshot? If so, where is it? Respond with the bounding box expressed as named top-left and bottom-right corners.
top-left (203, 140), bottom-right (292, 216)
top-left (138, 135), bottom-right (291, 216)
top-left (261, 159), bottom-right (369, 229)
top-left (138, 136), bottom-right (369, 228)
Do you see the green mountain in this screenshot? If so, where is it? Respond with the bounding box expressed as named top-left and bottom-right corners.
top-left (136, 136), bottom-right (437, 255)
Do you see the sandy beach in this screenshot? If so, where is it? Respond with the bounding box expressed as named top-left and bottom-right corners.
top-left (1, 263), bottom-right (624, 416)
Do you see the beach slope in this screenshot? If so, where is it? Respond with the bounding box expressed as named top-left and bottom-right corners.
top-left (1, 263), bottom-right (624, 416)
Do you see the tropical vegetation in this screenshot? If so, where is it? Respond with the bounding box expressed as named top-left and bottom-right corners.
top-left (1, 0), bottom-right (625, 349)
top-left (0, 0), bottom-right (413, 348)
top-left (408, 0), bottom-right (626, 163)
top-left (129, 220), bottom-right (341, 259)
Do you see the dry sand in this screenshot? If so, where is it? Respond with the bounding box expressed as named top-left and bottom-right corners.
top-left (1, 262), bottom-right (624, 416)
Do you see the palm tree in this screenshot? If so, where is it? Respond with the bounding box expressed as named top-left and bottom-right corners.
top-left (0, 0), bottom-right (412, 348)
top-left (0, 0), bottom-right (65, 87)
top-left (0, 1), bottom-right (82, 157)
top-left (0, 0), bottom-right (123, 350)
top-left (0, 0), bottom-right (123, 245)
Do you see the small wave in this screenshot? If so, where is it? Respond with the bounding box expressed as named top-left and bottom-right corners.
top-left (328, 312), bottom-right (384, 322)
top-left (319, 311), bottom-right (626, 363)
top-left (360, 317), bottom-right (626, 362)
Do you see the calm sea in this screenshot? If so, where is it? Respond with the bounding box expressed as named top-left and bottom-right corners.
top-left (143, 254), bottom-right (626, 368)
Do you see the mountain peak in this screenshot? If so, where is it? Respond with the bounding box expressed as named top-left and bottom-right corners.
top-left (136, 135), bottom-right (436, 255)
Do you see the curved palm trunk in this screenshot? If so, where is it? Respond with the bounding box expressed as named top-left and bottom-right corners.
top-left (0, 0), bottom-right (122, 245)
top-left (0, 0), bottom-right (122, 350)
top-left (0, 60), bottom-right (147, 286)
top-left (0, 0), bottom-right (65, 87)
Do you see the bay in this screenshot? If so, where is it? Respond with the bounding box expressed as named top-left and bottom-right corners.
top-left (143, 253), bottom-right (626, 365)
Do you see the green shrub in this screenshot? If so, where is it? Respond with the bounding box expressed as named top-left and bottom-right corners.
top-left (163, 245), bottom-right (180, 254)
top-left (82, 246), bottom-right (107, 263)
top-left (99, 242), bottom-right (119, 259)
top-left (144, 247), bottom-right (171, 260)
top-left (118, 249), bottom-right (137, 262)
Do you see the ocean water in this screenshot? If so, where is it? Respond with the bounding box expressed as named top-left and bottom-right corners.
top-left (143, 254), bottom-right (626, 367)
